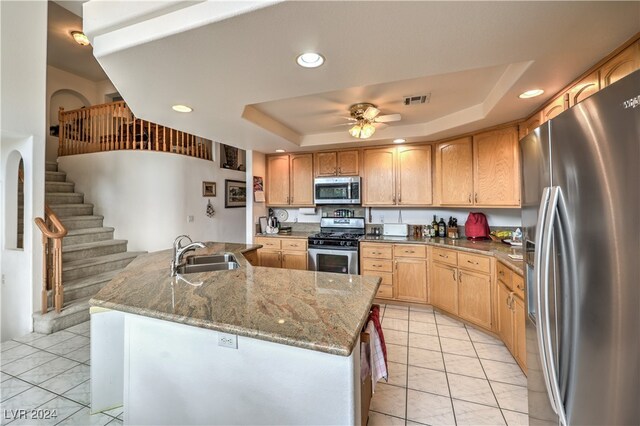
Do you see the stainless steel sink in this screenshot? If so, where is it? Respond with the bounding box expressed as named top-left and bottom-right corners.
top-left (177, 262), bottom-right (239, 274)
top-left (186, 253), bottom-right (237, 265)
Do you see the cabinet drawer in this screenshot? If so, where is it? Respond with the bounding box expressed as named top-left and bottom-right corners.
top-left (496, 262), bottom-right (513, 289)
top-left (458, 252), bottom-right (491, 274)
top-left (362, 259), bottom-right (393, 273)
top-left (360, 243), bottom-right (393, 259)
top-left (255, 237), bottom-right (281, 250)
top-left (432, 247), bottom-right (458, 266)
top-left (376, 285), bottom-right (394, 299)
top-left (394, 244), bottom-right (426, 258)
top-left (362, 270), bottom-right (393, 286)
top-left (281, 239), bottom-right (307, 251)
top-left (513, 273), bottom-right (525, 300)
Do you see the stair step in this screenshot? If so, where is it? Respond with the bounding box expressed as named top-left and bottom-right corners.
top-left (62, 239), bottom-right (128, 262)
top-left (49, 270), bottom-right (121, 305)
top-left (45, 192), bottom-right (84, 204)
top-left (63, 251), bottom-right (144, 281)
top-left (45, 161), bottom-right (58, 172)
top-left (45, 171), bottom-right (66, 182)
top-left (49, 203), bottom-right (93, 217)
top-left (45, 181), bottom-right (75, 193)
top-left (63, 227), bottom-right (114, 245)
top-left (32, 296), bottom-right (92, 335)
top-left (59, 215), bottom-right (104, 230)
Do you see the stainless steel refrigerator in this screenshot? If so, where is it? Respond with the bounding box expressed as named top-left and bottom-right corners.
top-left (520, 70), bottom-right (639, 425)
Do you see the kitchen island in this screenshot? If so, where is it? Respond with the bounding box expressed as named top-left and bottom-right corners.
top-left (89, 242), bottom-right (381, 425)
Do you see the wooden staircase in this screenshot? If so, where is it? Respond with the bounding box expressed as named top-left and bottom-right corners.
top-left (32, 161), bottom-right (144, 334)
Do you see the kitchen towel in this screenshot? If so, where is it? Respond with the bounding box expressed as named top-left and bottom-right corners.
top-left (364, 321), bottom-right (388, 393)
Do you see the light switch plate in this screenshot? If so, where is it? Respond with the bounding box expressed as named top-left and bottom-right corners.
top-left (218, 332), bottom-right (238, 349)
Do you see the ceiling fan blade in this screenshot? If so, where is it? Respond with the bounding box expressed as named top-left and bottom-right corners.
top-left (376, 113), bottom-right (401, 123)
top-left (363, 106), bottom-right (380, 120)
top-left (333, 122), bottom-right (357, 127)
top-left (373, 122), bottom-right (389, 130)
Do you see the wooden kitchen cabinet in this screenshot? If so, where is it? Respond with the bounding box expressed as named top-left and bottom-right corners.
top-left (362, 147), bottom-right (396, 205)
top-left (519, 113), bottom-right (542, 139)
top-left (394, 258), bottom-right (428, 303)
top-left (458, 269), bottom-right (492, 330)
top-left (513, 295), bottom-right (527, 369)
top-left (360, 242), bottom-right (395, 299)
top-left (496, 260), bottom-right (527, 372)
top-left (435, 137), bottom-right (473, 205)
top-left (397, 145), bottom-right (432, 206)
top-left (282, 251), bottom-right (308, 270)
top-left (599, 41), bottom-right (640, 88)
top-left (567, 71), bottom-right (600, 107)
top-left (266, 154), bottom-right (314, 207)
top-left (541, 93), bottom-right (568, 124)
top-left (259, 250), bottom-right (282, 268)
top-left (255, 237), bottom-right (308, 269)
top-left (473, 127), bottom-right (520, 206)
top-left (430, 261), bottom-right (458, 314)
top-left (314, 150), bottom-right (360, 177)
top-left (498, 280), bottom-right (514, 352)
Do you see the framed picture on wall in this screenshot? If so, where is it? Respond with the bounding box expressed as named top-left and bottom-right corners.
top-left (202, 181), bottom-right (216, 197)
top-left (225, 179), bottom-right (246, 208)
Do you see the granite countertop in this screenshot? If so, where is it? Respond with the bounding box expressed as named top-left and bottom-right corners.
top-left (360, 235), bottom-right (524, 275)
top-left (254, 232), bottom-right (313, 239)
top-left (90, 242), bottom-right (380, 357)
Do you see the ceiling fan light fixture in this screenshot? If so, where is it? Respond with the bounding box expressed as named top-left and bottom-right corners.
top-left (71, 31), bottom-right (90, 46)
top-left (349, 124), bottom-right (362, 138)
top-left (296, 52), bottom-right (325, 68)
top-left (519, 89), bottom-right (544, 99)
top-left (360, 123), bottom-right (376, 139)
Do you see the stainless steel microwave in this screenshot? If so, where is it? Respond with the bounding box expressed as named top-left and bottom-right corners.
top-left (314, 176), bottom-right (361, 205)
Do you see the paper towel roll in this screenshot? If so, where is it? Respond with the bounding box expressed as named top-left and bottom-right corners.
top-left (298, 208), bottom-right (316, 215)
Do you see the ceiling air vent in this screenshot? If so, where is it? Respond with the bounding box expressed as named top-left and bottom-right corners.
top-left (403, 93), bottom-right (431, 106)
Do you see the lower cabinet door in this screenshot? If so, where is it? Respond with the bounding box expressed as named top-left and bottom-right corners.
top-left (281, 251), bottom-right (308, 270)
top-left (458, 269), bottom-right (492, 330)
top-left (431, 262), bottom-right (458, 314)
top-left (259, 250), bottom-right (282, 268)
top-left (395, 259), bottom-right (427, 303)
top-left (498, 281), bottom-right (514, 352)
top-left (513, 295), bottom-right (527, 371)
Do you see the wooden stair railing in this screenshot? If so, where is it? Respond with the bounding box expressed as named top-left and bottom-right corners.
top-left (58, 101), bottom-right (212, 160)
top-left (34, 206), bottom-right (67, 314)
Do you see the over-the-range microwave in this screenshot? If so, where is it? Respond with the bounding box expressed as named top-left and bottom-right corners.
top-left (314, 176), bottom-right (361, 205)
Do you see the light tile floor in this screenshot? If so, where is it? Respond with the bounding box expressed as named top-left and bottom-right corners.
top-left (1, 304), bottom-right (528, 426)
top-left (369, 303), bottom-right (529, 426)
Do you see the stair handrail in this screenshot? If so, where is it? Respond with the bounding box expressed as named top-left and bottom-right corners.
top-left (34, 204), bottom-right (68, 314)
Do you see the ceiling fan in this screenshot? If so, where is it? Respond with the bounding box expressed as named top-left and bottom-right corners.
top-left (341, 103), bottom-right (401, 139)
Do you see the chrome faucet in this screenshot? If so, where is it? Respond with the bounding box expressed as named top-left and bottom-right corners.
top-left (171, 235), bottom-right (206, 276)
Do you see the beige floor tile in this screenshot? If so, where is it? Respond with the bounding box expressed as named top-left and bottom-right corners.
top-left (447, 373), bottom-right (498, 407)
top-left (18, 357), bottom-right (80, 385)
top-left (0, 340), bottom-right (22, 352)
top-left (502, 409), bottom-right (529, 426)
top-left (474, 342), bottom-right (516, 364)
top-left (55, 407), bottom-right (113, 426)
top-left (386, 305), bottom-right (409, 311)
top-left (370, 383), bottom-right (407, 419)
top-left (386, 361), bottom-right (407, 388)
top-left (384, 309), bottom-right (409, 320)
top-left (440, 337), bottom-right (477, 357)
top-left (435, 313), bottom-right (465, 327)
top-left (481, 359), bottom-right (527, 387)
top-left (408, 333), bottom-right (441, 352)
top-left (409, 311), bottom-right (436, 324)
top-left (409, 321), bottom-right (438, 336)
top-left (39, 364), bottom-right (90, 394)
top-left (453, 399), bottom-right (507, 425)
top-left (407, 366), bottom-right (449, 397)
top-left (1, 351), bottom-right (58, 376)
top-left (63, 379), bottom-right (90, 406)
top-left (9, 396), bottom-right (84, 426)
top-left (46, 335), bottom-right (91, 357)
top-left (437, 325), bottom-right (471, 341)
top-left (406, 389), bottom-right (455, 425)
top-left (382, 317), bottom-right (409, 332)
top-left (386, 343), bottom-right (408, 364)
top-left (1, 386), bottom-right (57, 413)
top-left (30, 331), bottom-right (76, 350)
top-left (383, 329), bottom-right (408, 346)
top-left (367, 410), bottom-right (405, 425)
top-left (443, 353), bottom-right (485, 379)
top-left (408, 347), bottom-right (444, 371)
top-left (1, 344), bottom-right (39, 365)
top-left (409, 305), bottom-right (433, 313)
top-left (491, 381), bottom-right (528, 413)
top-left (467, 326), bottom-right (503, 345)
top-left (1, 377), bottom-right (32, 402)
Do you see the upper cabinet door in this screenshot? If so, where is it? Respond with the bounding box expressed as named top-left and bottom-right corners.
top-left (266, 155), bottom-right (290, 206)
top-left (337, 150), bottom-right (359, 176)
top-left (568, 71), bottom-right (600, 107)
top-left (541, 93), bottom-right (568, 123)
top-left (600, 41), bottom-right (640, 88)
top-left (474, 127), bottom-right (520, 206)
top-left (397, 145), bottom-right (432, 206)
top-left (435, 137), bottom-right (473, 205)
top-left (315, 152), bottom-right (337, 177)
top-left (363, 147), bottom-right (396, 206)
top-left (289, 153), bottom-right (314, 206)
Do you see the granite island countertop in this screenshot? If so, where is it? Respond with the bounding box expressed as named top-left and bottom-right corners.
top-left (90, 242), bottom-right (381, 357)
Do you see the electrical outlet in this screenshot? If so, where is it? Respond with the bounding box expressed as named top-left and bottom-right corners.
top-left (380, 215), bottom-right (384, 223)
top-left (218, 332), bottom-right (238, 349)
top-left (187, 215), bottom-right (194, 223)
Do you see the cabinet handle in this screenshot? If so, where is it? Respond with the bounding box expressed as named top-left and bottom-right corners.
top-left (291, 196), bottom-right (294, 203)
top-left (516, 284), bottom-right (524, 291)
top-left (439, 254), bottom-right (448, 258)
top-left (373, 264), bottom-right (381, 267)
top-left (338, 167), bottom-right (341, 174)
top-left (467, 260), bottom-right (478, 265)
top-left (392, 195), bottom-right (396, 203)
top-left (459, 272), bottom-right (463, 283)
top-left (406, 250), bottom-right (415, 253)
top-left (499, 270), bottom-right (504, 276)
top-left (475, 193), bottom-right (478, 203)
top-left (468, 194), bottom-right (471, 203)
top-left (395, 260), bottom-right (398, 270)
top-left (452, 270), bottom-right (456, 281)
top-left (398, 195), bottom-right (402, 203)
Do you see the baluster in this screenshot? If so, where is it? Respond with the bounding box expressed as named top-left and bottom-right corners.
top-left (147, 120), bottom-right (151, 150)
top-left (53, 239), bottom-right (63, 312)
top-left (126, 114), bottom-right (130, 149)
top-left (163, 126), bottom-right (167, 152)
top-left (155, 123), bottom-right (159, 151)
top-left (41, 234), bottom-right (48, 313)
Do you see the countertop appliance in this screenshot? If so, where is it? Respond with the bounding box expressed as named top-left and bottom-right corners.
top-left (520, 70), bottom-right (639, 425)
top-left (383, 223), bottom-right (408, 237)
top-left (308, 217), bottom-right (365, 274)
top-left (314, 176), bottom-right (361, 205)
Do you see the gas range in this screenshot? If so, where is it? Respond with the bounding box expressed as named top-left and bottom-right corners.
top-left (307, 217), bottom-right (365, 274)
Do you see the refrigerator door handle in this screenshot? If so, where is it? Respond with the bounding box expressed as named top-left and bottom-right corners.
top-left (540, 186), bottom-right (569, 426)
top-left (533, 187), bottom-right (557, 414)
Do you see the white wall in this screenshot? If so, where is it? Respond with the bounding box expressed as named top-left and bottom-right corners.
top-left (58, 151), bottom-right (246, 252)
top-left (0, 1), bottom-right (48, 341)
top-left (249, 151), bottom-right (267, 237)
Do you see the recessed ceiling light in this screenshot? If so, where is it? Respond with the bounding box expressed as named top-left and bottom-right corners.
top-left (172, 104), bottom-right (193, 113)
top-left (71, 31), bottom-right (90, 46)
top-left (393, 138), bottom-right (406, 144)
top-left (296, 52), bottom-right (325, 68)
top-left (275, 149), bottom-right (285, 153)
top-left (519, 89), bottom-right (544, 99)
